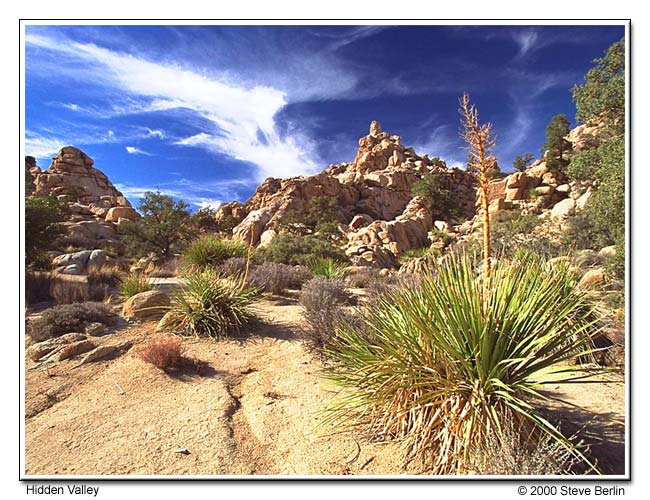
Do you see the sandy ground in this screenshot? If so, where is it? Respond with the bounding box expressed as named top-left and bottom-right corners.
top-left (24, 296), bottom-right (625, 477)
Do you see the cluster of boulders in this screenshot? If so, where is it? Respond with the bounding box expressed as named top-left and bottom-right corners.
top-left (27, 147), bottom-right (139, 257)
top-left (219, 121), bottom-right (477, 268)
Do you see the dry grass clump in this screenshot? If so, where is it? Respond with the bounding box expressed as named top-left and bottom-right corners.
top-left (344, 268), bottom-right (382, 289)
top-left (148, 258), bottom-right (180, 278)
top-left (30, 302), bottom-right (114, 342)
top-left (137, 336), bottom-right (185, 370)
top-left (87, 264), bottom-right (124, 287)
top-left (50, 280), bottom-right (110, 305)
top-left (325, 253), bottom-right (602, 474)
top-left (26, 272), bottom-right (53, 305)
top-left (120, 273), bottom-right (153, 298)
top-left (158, 269), bottom-right (258, 339)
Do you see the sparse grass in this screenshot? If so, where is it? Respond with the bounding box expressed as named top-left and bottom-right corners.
top-left (308, 257), bottom-right (345, 279)
top-left (324, 253), bottom-right (602, 474)
top-left (158, 269), bottom-right (258, 339)
top-left (26, 272), bottom-right (52, 305)
top-left (248, 262), bottom-right (311, 295)
top-left (30, 302), bottom-right (114, 342)
top-left (137, 336), bottom-right (185, 370)
top-left (182, 235), bottom-right (247, 272)
top-left (149, 258), bottom-right (180, 278)
top-left (120, 273), bottom-right (153, 298)
top-left (399, 246), bottom-right (432, 263)
top-left (88, 264), bottom-right (124, 287)
top-left (50, 280), bottom-right (110, 305)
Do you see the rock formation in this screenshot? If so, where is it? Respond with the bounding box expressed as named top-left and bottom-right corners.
top-left (27, 146), bottom-right (138, 256)
top-left (219, 121), bottom-right (477, 268)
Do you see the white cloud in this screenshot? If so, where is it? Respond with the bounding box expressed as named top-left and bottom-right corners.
top-left (62, 103), bottom-right (80, 111)
top-left (125, 146), bottom-right (153, 156)
top-left (513, 30), bottom-right (539, 57)
top-left (26, 33), bottom-right (321, 181)
top-left (146, 128), bottom-right (165, 139)
top-left (24, 133), bottom-right (66, 161)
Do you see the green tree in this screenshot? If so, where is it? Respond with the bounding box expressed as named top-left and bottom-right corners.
top-left (25, 196), bottom-right (65, 268)
top-left (568, 37), bottom-right (625, 278)
top-left (412, 171), bottom-right (456, 218)
top-left (541, 114), bottom-right (571, 172)
top-left (572, 38), bottom-right (625, 136)
top-left (512, 152), bottom-right (534, 172)
top-left (123, 191), bottom-right (193, 259)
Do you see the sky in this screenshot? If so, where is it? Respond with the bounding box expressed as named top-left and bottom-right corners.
top-left (24, 24), bottom-right (625, 210)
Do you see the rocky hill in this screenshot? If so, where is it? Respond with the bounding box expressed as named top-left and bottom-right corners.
top-left (218, 121), bottom-right (477, 267)
top-left (217, 120), bottom-right (602, 268)
top-left (26, 146), bottom-right (139, 256)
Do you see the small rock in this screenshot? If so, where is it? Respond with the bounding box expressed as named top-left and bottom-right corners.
top-left (599, 245), bottom-right (617, 258)
top-left (85, 322), bottom-right (108, 337)
top-left (174, 448), bottom-right (191, 455)
top-left (578, 268), bottom-right (606, 289)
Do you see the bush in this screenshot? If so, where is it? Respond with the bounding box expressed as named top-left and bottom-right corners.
top-left (88, 265), bottom-right (124, 288)
top-left (50, 280), bottom-right (110, 305)
top-left (254, 232), bottom-right (348, 266)
top-left (299, 277), bottom-right (350, 350)
top-left (26, 272), bottom-right (53, 305)
top-left (490, 211), bottom-right (561, 259)
top-left (308, 257), bottom-right (345, 279)
top-left (248, 262), bottom-right (311, 295)
top-left (30, 302), bottom-right (114, 342)
top-left (344, 268), bottom-right (382, 289)
top-left (411, 172), bottom-right (455, 219)
top-left (182, 235), bottom-right (247, 271)
top-left (137, 336), bottom-right (185, 370)
top-left (467, 421), bottom-right (580, 475)
top-left (25, 196), bottom-right (65, 268)
top-left (324, 253), bottom-right (602, 474)
top-left (120, 274), bottom-right (153, 298)
top-left (220, 257), bottom-right (249, 277)
top-left (158, 269), bottom-right (257, 338)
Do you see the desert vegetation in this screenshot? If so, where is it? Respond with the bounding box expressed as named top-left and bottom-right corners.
top-left (23, 36), bottom-right (625, 477)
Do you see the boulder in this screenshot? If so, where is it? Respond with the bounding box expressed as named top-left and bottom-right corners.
top-left (578, 268), bottom-right (606, 289)
top-left (349, 214), bottom-right (374, 230)
top-left (122, 290), bottom-right (170, 321)
top-left (551, 198), bottom-right (576, 219)
top-left (576, 188), bottom-right (592, 211)
top-left (258, 229), bottom-right (277, 249)
top-left (85, 322), bottom-right (108, 337)
top-left (105, 206), bottom-right (139, 223)
top-left (233, 209), bottom-right (272, 246)
top-left (87, 249), bottom-right (107, 273)
top-left (599, 245), bottom-right (617, 258)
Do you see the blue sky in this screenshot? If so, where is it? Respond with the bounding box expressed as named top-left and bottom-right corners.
top-left (24, 24), bottom-right (624, 210)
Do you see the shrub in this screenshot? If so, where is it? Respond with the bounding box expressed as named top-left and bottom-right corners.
top-left (25, 196), bottom-right (65, 268)
top-left (466, 420), bottom-right (580, 475)
top-left (400, 246), bottom-right (432, 263)
top-left (220, 257), bottom-right (249, 277)
top-left (50, 280), bottom-right (110, 305)
top-left (158, 269), bottom-right (257, 338)
top-left (308, 257), bottom-right (345, 279)
top-left (248, 262), bottom-right (311, 295)
top-left (137, 336), bottom-right (185, 370)
top-left (182, 235), bottom-right (247, 271)
top-left (324, 253), bottom-right (602, 474)
top-left (299, 277), bottom-right (350, 350)
top-left (411, 172), bottom-right (456, 219)
top-left (344, 268), bottom-right (382, 289)
top-left (490, 211), bottom-right (560, 259)
top-left (26, 272), bottom-right (53, 305)
top-left (254, 232), bottom-right (348, 266)
top-left (88, 265), bottom-right (124, 288)
top-left (120, 274), bottom-right (153, 298)
top-left (30, 302), bottom-right (114, 342)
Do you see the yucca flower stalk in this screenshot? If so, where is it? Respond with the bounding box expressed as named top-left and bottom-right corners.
top-left (324, 253), bottom-right (603, 474)
top-left (460, 92), bottom-right (496, 297)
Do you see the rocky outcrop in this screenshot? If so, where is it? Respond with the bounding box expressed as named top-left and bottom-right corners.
top-left (221, 121), bottom-right (476, 266)
top-left (51, 249), bottom-right (107, 275)
top-left (29, 147), bottom-right (137, 255)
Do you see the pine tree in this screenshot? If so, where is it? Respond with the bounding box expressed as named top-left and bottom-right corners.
top-left (541, 114), bottom-right (571, 172)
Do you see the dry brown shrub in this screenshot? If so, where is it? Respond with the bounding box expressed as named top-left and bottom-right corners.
top-left (137, 336), bottom-right (185, 370)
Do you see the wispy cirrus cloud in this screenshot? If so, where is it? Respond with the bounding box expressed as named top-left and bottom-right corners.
top-left (26, 31), bottom-right (321, 181)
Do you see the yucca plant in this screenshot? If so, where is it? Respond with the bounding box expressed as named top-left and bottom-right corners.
top-left (158, 269), bottom-right (257, 339)
top-left (324, 252), bottom-right (603, 474)
top-left (120, 273), bottom-right (153, 298)
top-left (182, 235), bottom-right (247, 272)
top-left (308, 256), bottom-right (345, 279)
